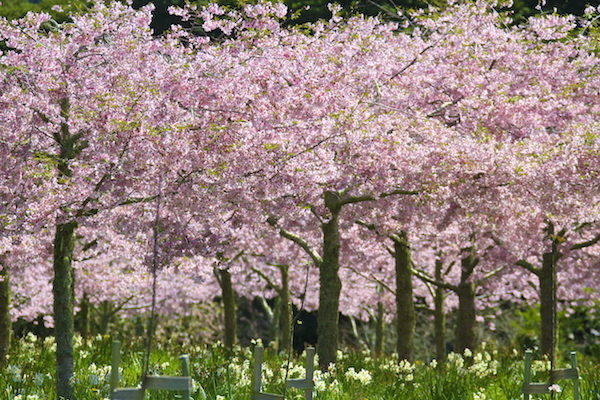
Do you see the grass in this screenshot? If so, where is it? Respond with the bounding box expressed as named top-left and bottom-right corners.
top-left (1, 333), bottom-right (595, 400)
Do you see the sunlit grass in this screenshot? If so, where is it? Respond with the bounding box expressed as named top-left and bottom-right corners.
top-left (1, 333), bottom-right (593, 399)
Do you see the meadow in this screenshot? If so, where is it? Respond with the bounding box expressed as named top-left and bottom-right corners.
top-left (3, 331), bottom-right (598, 400)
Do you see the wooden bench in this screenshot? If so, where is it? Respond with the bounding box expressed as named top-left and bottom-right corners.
top-left (252, 345), bottom-right (315, 400)
top-left (110, 341), bottom-right (193, 400)
top-left (522, 350), bottom-right (580, 400)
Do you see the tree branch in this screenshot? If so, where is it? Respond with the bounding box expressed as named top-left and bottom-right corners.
top-left (475, 265), bottom-right (506, 285)
top-left (412, 267), bottom-right (458, 292)
top-left (278, 228), bottom-right (323, 267)
top-left (251, 266), bottom-right (282, 295)
top-left (345, 264), bottom-right (396, 296)
top-left (571, 232), bottom-right (600, 250)
top-left (516, 259), bottom-right (538, 274)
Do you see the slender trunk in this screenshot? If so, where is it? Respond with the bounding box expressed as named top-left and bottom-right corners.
top-left (455, 246), bottom-right (477, 355)
top-left (54, 220), bottom-right (77, 400)
top-left (219, 268), bottom-right (237, 349)
top-left (540, 251), bottom-right (557, 365)
top-left (279, 265), bottom-right (290, 351)
top-left (318, 191), bottom-right (342, 370)
top-left (394, 231), bottom-right (415, 362)
top-left (455, 280), bottom-right (476, 355)
top-left (374, 301), bottom-right (384, 358)
top-left (0, 258), bottom-right (10, 367)
top-left (434, 260), bottom-right (446, 363)
top-left (77, 292), bottom-right (90, 344)
top-left (269, 296), bottom-right (281, 351)
top-left (99, 301), bottom-right (111, 335)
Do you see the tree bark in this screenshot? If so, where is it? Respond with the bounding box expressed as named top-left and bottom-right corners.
top-left (54, 220), bottom-right (77, 400)
top-left (394, 231), bottom-right (415, 362)
top-left (0, 257), bottom-right (10, 367)
top-left (434, 260), bottom-right (446, 363)
top-left (455, 245), bottom-right (477, 355)
top-left (374, 301), bottom-right (384, 358)
top-left (279, 265), bottom-right (290, 351)
top-left (318, 191), bottom-right (342, 370)
top-left (540, 251), bottom-right (558, 365)
top-left (219, 268), bottom-right (237, 350)
top-left (77, 292), bottom-right (90, 344)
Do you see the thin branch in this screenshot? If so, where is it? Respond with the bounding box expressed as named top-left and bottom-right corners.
top-left (345, 264), bottom-right (396, 296)
top-left (278, 228), bottom-right (323, 267)
top-left (571, 232), bottom-right (600, 251)
top-left (251, 266), bottom-right (282, 295)
top-left (380, 188), bottom-right (420, 198)
top-left (516, 259), bottom-right (538, 274)
top-left (412, 267), bottom-right (458, 292)
top-left (475, 265), bottom-right (506, 285)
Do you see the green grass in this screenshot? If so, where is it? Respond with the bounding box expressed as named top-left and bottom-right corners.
top-left (1, 334), bottom-right (594, 400)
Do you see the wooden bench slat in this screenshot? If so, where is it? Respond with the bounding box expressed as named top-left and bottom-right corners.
top-left (522, 383), bottom-right (551, 395)
top-left (286, 378), bottom-right (313, 390)
top-left (112, 388), bottom-right (145, 400)
top-left (252, 391), bottom-right (284, 400)
top-left (144, 376), bottom-right (192, 391)
top-left (550, 368), bottom-right (579, 380)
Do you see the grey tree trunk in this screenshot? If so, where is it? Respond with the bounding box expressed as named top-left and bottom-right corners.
top-left (77, 292), bottom-right (90, 344)
top-left (318, 191), bottom-right (342, 370)
top-left (540, 250), bottom-right (558, 365)
top-left (393, 231), bottom-right (415, 362)
top-left (279, 265), bottom-right (290, 351)
top-left (0, 257), bottom-right (10, 367)
top-left (53, 220), bottom-right (77, 400)
top-left (219, 268), bottom-right (237, 350)
top-left (434, 260), bottom-right (446, 363)
top-left (516, 223), bottom-right (565, 366)
top-left (455, 245), bottom-right (477, 355)
top-left (374, 301), bottom-right (384, 358)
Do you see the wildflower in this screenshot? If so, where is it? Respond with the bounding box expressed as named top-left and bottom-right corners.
top-left (8, 364), bottom-right (23, 382)
top-left (216, 396), bottom-right (226, 400)
top-left (328, 378), bottom-right (340, 394)
top-left (25, 332), bottom-right (38, 343)
top-left (473, 390), bottom-right (487, 400)
top-left (464, 348), bottom-right (472, 358)
top-left (345, 367), bottom-right (372, 385)
top-left (33, 373), bottom-right (45, 386)
top-left (73, 334), bottom-right (83, 349)
top-left (548, 384), bottom-right (561, 393)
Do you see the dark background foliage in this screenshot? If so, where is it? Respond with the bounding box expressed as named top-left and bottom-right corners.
top-left (0, 0), bottom-right (594, 34)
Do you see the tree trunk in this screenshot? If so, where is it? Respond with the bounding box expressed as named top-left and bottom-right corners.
top-left (394, 231), bottom-right (415, 362)
top-left (540, 251), bottom-right (558, 365)
top-left (219, 268), bottom-right (237, 350)
top-left (455, 246), bottom-right (477, 355)
top-left (0, 258), bottom-right (10, 367)
top-left (279, 265), bottom-right (290, 351)
top-left (455, 280), bottom-right (476, 355)
top-left (374, 301), bottom-right (384, 358)
top-left (434, 259), bottom-right (446, 363)
top-left (54, 220), bottom-right (77, 400)
top-left (318, 191), bottom-right (342, 370)
top-left (77, 292), bottom-right (90, 344)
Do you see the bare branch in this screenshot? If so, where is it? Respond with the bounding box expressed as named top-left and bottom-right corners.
top-left (345, 264), bottom-right (396, 295)
top-left (516, 259), bottom-right (538, 274)
top-left (475, 265), bottom-right (506, 285)
top-left (278, 228), bottom-right (323, 267)
top-left (412, 267), bottom-right (458, 292)
top-left (571, 232), bottom-right (600, 251)
top-left (251, 266), bottom-right (282, 295)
